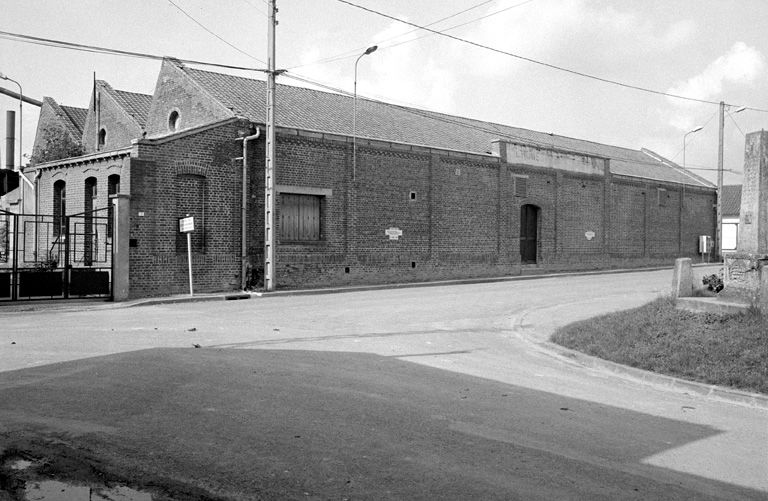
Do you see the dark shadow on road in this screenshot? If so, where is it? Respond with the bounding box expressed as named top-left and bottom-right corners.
top-left (0, 348), bottom-right (761, 500)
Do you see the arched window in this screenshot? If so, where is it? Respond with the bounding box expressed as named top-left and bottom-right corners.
top-left (84, 177), bottom-right (97, 212)
top-left (107, 174), bottom-right (120, 239)
top-left (108, 174), bottom-right (120, 196)
top-left (84, 177), bottom-right (97, 265)
top-left (168, 111), bottom-right (180, 132)
top-left (175, 174), bottom-right (206, 253)
top-left (98, 128), bottom-right (107, 149)
top-left (53, 180), bottom-right (66, 238)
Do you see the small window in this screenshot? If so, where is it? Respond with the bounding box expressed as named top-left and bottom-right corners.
top-left (513, 175), bottom-right (528, 197)
top-left (108, 174), bottom-right (120, 196)
top-left (658, 188), bottom-right (668, 207)
top-left (168, 110), bottom-right (180, 132)
top-left (53, 180), bottom-right (66, 238)
top-left (84, 177), bottom-right (97, 210)
top-left (409, 191), bottom-right (417, 201)
top-left (98, 128), bottom-right (106, 149)
top-left (280, 193), bottom-right (322, 242)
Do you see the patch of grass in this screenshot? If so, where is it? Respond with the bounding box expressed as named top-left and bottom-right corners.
top-left (551, 297), bottom-right (768, 394)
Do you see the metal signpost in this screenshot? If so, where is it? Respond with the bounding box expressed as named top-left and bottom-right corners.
top-left (179, 215), bottom-right (195, 295)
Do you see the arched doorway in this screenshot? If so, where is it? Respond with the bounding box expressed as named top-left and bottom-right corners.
top-left (520, 204), bottom-right (539, 264)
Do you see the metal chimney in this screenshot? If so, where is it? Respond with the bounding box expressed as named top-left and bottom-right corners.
top-left (5, 110), bottom-right (15, 170)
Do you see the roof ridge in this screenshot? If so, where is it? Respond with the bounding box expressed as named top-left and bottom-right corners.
top-left (178, 62), bottom-right (711, 188)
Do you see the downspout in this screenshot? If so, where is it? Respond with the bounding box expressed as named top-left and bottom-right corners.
top-left (34, 169), bottom-right (42, 260)
top-left (239, 127), bottom-right (261, 290)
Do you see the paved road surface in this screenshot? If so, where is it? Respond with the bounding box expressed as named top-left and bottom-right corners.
top-left (0, 268), bottom-right (766, 499)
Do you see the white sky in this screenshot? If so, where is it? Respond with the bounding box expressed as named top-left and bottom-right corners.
top-left (2, 0), bottom-right (767, 186)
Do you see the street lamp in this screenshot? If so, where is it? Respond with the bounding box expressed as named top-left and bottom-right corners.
top-left (716, 104), bottom-right (747, 260)
top-left (353, 45), bottom-right (377, 181)
top-left (682, 125), bottom-right (704, 169)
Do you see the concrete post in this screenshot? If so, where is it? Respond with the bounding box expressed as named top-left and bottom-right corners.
top-left (111, 193), bottom-right (130, 301)
top-left (672, 257), bottom-right (693, 298)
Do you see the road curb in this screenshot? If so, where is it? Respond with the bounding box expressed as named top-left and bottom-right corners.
top-left (121, 265), bottom-right (687, 307)
top-left (514, 315), bottom-right (768, 410)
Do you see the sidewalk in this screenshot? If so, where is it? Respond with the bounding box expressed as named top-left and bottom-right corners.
top-left (0, 263), bottom-right (720, 312)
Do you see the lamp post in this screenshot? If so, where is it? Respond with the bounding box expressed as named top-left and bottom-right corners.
top-left (0, 72), bottom-right (23, 212)
top-left (682, 125), bottom-right (703, 170)
top-left (715, 104), bottom-right (747, 260)
top-left (353, 45), bottom-right (377, 181)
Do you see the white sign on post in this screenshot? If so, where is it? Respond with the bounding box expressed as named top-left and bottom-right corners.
top-left (179, 216), bottom-right (195, 233)
top-left (179, 215), bottom-right (195, 295)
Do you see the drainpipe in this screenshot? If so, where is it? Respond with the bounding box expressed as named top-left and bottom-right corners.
top-left (238, 127), bottom-right (260, 290)
top-left (34, 169), bottom-right (42, 260)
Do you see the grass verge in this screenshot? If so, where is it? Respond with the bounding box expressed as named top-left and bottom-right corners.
top-left (551, 296), bottom-right (768, 395)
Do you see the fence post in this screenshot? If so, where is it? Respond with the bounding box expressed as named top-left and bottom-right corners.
top-left (110, 194), bottom-right (131, 301)
top-left (63, 216), bottom-right (70, 299)
top-left (11, 213), bottom-right (18, 301)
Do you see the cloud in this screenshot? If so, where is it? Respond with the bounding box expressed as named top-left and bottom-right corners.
top-left (667, 42), bottom-right (765, 101)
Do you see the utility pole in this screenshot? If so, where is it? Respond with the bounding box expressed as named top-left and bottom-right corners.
top-left (264, 0), bottom-right (277, 291)
top-left (716, 100), bottom-right (724, 262)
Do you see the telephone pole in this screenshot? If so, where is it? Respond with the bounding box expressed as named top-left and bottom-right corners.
top-left (716, 101), bottom-right (724, 261)
top-left (264, 0), bottom-right (277, 291)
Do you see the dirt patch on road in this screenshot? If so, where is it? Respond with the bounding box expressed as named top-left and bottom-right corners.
top-left (0, 431), bottom-right (222, 500)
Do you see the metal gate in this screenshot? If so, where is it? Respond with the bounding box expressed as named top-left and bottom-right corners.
top-left (0, 207), bottom-right (113, 301)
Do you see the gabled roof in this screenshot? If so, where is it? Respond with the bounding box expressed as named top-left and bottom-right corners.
top-left (112, 89), bottom-right (152, 127)
top-left (60, 105), bottom-right (88, 135)
top-left (722, 185), bottom-right (742, 216)
top-left (174, 61), bottom-right (712, 188)
top-left (43, 97), bottom-right (87, 139)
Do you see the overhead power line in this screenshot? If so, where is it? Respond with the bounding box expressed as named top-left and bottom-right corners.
top-left (166, 0), bottom-right (265, 64)
top-left (334, 0), bottom-right (768, 113)
top-left (0, 30), bottom-right (268, 73)
top-left (289, 0), bottom-right (534, 70)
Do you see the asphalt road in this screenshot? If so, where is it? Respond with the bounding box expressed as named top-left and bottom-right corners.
top-left (0, 268), bottom-right (766, 499)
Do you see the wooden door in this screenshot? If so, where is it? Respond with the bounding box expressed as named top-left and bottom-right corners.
top-left (520, 204), bottom-right (538, 264)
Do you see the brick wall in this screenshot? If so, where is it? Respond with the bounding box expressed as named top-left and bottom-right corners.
top-left (82, 86), bottom-right (143, 154)
top-left (33, 122), bottom-right (718, 298)
top-left (128, 121), bottom-right (243, 298)
top-left (241, 131), bottom-right (716, 290)
top-left (144, 60), bottom-right (233, 138)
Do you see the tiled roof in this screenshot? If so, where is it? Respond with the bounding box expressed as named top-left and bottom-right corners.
top-left (112, 89), bottom-right (152, 127)
top-left (181, 64), bottom-right (713, 188)
top-left (60, 105), bottom-right (87, 135)
top-left (722, 185), bottom-right (742, 216)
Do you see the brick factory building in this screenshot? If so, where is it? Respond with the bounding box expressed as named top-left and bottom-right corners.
top-left (28, 58), bottom-right (716, 299)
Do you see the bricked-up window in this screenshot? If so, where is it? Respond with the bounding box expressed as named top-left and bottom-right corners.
top-left (658, 188), bottom-right (668, 207)
top-left (175, 174), bottom-right (206, 253)
top-left (280, 194), bottom-right (321, 242)
top-left (53, 180), bottom-right (66, 238)
top-left (513, 175), bottom-right (528, 197)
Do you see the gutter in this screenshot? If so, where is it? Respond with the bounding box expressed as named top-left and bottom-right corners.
top-left (237, 127), bottom-right (261, 290)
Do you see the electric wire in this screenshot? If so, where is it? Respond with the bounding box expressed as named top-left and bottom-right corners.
top-left (0, 30), bottom-right (268, 72)
top-left (334, 0), bottom-right (768, 113)
top-left (288, 0), bottom-right (515, 70)
top-left (166, 0), bottom-right (265, 64)
top-left (726, 110), bottom-right (746, 137)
